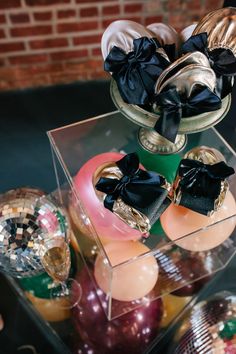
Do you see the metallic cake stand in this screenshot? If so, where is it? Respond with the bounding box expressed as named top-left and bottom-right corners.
top-left (110, 79), bottom-right (232, 155)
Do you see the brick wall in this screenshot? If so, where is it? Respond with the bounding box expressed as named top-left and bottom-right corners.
top-left (0, 0), bottom-right (223, 91)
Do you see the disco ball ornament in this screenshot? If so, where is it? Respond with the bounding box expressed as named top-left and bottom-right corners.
top-left (0, 187), bottom-right (69, 278)
top-left (172, 291), bottom-right (236, 354)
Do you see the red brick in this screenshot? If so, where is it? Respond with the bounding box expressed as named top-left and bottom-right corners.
top-left (30, 38), bottom-right (68, 50)
top-left (168, 0), bottom-right (185, 11)
top-left (76, 0), bottom-right (115, 2)
top-left (80, 7), bottom-right (98, 17)
top-left (73, 34), bottom-right (101, 45)
top-left (0, 15), bottom-right (6, 24)
top-left (90, 70), bottom-right (108, 80)
top-left (63, 61), bottom-right (87, 72)
top-left (0, 42), bottom-right (25, 53)
top-left (205, 0), bottom-right (223, 10)
top-left (144, 16), bottom-right (163, 26)
top-left (102, 5), bottom-right (120, 16)
top-left (10, 13), bottom-right (30, 24)
top-left (186, 0), bottom-right (202, 11)
top-left (16, 75), bottom-right (50, 89)
top-left (124, 4), bottom-right (143, 13)
top-left (57, 21), bottom-right (98, 33)
top-left (34, 12), bottom-right (52, 21)
top-left (58, 9), bottom-right (76, 19)
top-left (11, 26), bottom-right (52, 37)
top-left (50, 74), bottom-right (81, 85)
top-left (191, 14), bottom-right (204, 22)
top-left (0, 29), bottom-right (5, 39)
top-left (26, 63), bottom-right (64, 75)
top-left (26, 0), bottom-right (70, 6)
top-left (92, 47), bottom-right (102, 56)
top-left (0, 80), bottom-right (13, 91)
top-left (168, 14), bottom-right (188, 26)
top-left (0, 0), bottom-right (21, 9)
top-left (102, 18), bottom-right (141, 29)
top-left (9, 54), bottom-right (49, 65)
top-left (50, 49), bottom-right (88, 61)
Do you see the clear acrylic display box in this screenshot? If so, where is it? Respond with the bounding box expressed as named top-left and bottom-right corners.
top-left (48, 110), bottom-right (236, 320)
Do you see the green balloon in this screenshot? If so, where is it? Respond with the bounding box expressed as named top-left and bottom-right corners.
top-left (219, 319), bottom-right (236, 339)
top-left (137, 148), bottom-right (181, 183)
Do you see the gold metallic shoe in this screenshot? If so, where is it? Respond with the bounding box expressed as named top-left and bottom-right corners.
top-left (157, 64), bottom-right (217, 97)
top-left (101, 20), bottom-right (154, 59)
top-left (147, 22), bottom-right (180, 48)
top-left (193, 7), bottom-right (236, 56)
top-left (155, 51), bottom-right (211, 93)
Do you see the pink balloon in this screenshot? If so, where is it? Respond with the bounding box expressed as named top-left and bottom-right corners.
top-left (72, 266), bottom-right (163, 354)
top-left (71, 153), bottom-right (143, 243)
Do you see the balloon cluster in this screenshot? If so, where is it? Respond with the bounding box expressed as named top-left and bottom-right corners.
top-left (72, 266), bottom-right (163, 354)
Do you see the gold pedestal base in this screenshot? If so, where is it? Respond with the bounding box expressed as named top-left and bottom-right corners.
top-left (138, 128), bottom-right (187, 155)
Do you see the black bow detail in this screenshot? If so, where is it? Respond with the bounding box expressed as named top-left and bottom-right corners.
top-left (162, 43), bottom-right (176, 62)
top-left (178, 158), bottom-right (234, 198)
top-left (176, 158), bottom-right (234, 215)
top-left (153, 87), bottom-right (222, 143)
top-left (104, 37), bottom-right (170, 105)
top-left (181, 32), bottom-right (236, 98)
top-left (95, 152), bottom-right (167, 220)
top-left (181, 32), bottom-right (236, 76)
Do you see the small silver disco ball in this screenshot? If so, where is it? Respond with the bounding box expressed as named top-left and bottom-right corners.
top-left (172, 291), bottom-right (236, 353)
top-left (0, 188), bottom-right (69, 278)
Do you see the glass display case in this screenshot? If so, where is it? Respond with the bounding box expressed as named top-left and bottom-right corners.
top-left (4, 108), bottom-right (235, 354)
top-left (47, 110), bottom-right (236, 321)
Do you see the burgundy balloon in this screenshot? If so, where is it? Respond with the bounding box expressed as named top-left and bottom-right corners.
top-left (155, 250), bottom-right (213, 297)
top-left (72, 267), bottom-right (163, 354)
top-left (171, 257), bottom-right (212, 297)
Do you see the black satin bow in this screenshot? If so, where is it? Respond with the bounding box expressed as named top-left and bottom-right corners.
top-left (95, 152), bottom-right (167, 219)
top-left (154, 87), bottom-right (222, 143)
top-left (104, 37), bottom-right (170, 105)
top-left (182, 32), bottom-right (236, 76)
top-left (182, 32), bottom-right (236, 98)
top-left (176, 158), bottom-right (235, 215)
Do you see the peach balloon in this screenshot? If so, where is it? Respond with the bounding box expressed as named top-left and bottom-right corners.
top-left (71, 153), bottom-right (142, 243)
top-left (94, 241), bottom-right (158, 302)
top-left (160, 191), bottom-right (236, 252)
top-left (161, 294), bottom-right (192, 328)
top-left (26, 291), bottom-right (70, 322)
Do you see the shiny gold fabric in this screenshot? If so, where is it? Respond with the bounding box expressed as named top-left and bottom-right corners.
top-left (155, 51), bottom-right (211, 94)
top-left (193, 7), bottom-right (236, 56)
top-left (184, 146), bottom-right (226, 164)
top-left (159, 64), bottom-right (216, 97)
top-left (101, 20), bottom-right (154, 59)
top-left (180, 23), bottom-right (198, 42)
top-left (147, 22), bottom-right (180, 48)
top-left (93, 162), bottom-right (151, 234)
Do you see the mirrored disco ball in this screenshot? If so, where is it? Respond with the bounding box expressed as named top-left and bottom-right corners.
top-left (172, 291), bottom-right (236, 353)
top-left (0, 187), bottom-right (69, 278)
